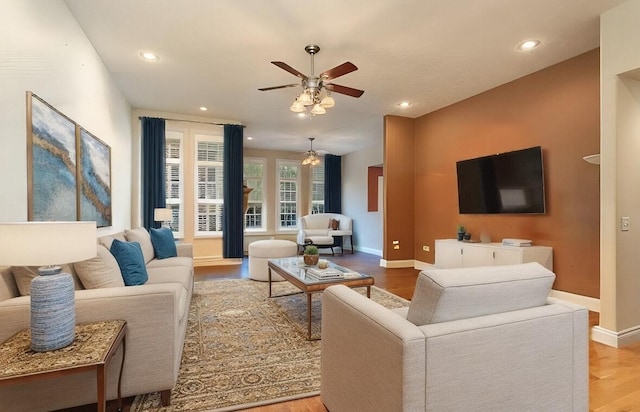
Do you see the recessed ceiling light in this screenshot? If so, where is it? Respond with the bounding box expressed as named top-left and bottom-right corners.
top-left (199, 106), bottom-right (207, 111)
top-left (516, 40), bottom-right (540, 51)
top-left (247, 136), bottom-right (253, 140)
top-left (297, 113), bottom-right (307, 118)
top-left (139, 51), bottom-right (159, 62)
top-left (399, 101), bottom-right (412, 108)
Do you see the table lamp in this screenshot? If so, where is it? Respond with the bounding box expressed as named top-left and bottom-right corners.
top-left (0, 221), bottom-right (96, 351)
top-left (154, 208), bottom-right (173, 228)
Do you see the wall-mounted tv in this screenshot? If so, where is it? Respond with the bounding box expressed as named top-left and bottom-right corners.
top-left (456, 146), bottom-right (546, 214)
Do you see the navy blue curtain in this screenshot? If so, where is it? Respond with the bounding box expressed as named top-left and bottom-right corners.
top-left (141, 117), bottom-right (166, 230)
top-left (223, 124), bottom-right (244, 258)
top-left (324, 154), bottom-right (342, 213)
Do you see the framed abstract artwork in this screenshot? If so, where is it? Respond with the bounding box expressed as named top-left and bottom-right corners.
top-left (27, 92), bottom-right (112, 227)
top-left (78, 127), bottom-right (112, 227)
top-left (27, 92), bottom-right (78, 221)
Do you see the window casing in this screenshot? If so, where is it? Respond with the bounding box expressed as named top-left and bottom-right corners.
top-left (277, 160), bottom-right (300, 230)
top-left (164, 131), bottom-right (184, 238)
top-left (311, 164), bottom-right (325, 214)
top-left (244, 158), bottom-right (266, 231)
top-left (195, 134), bottom-right (224, 235)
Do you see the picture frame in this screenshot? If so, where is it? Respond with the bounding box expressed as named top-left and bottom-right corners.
top-left (78, 127), bottom-right (112, 227)
top-left (27, 92), bottom-right (78, 221)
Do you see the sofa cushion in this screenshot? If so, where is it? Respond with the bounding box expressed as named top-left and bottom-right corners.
top-left (149, 227), bottom-right (178, 259)
top-left (125, 228), bottom-right (155, 264)
top-left (98, 232), bottom-right (127, 250)
top-left (146, 256), bottom-right (194, 270)
top-left (74, 244), bottom-right (125, 289)
top-left (406, 262), bottom-right (555, 326)
top-left (110, 240), bottom-right (148, 286)
top-left (12, 264), bottom-right (83, 296)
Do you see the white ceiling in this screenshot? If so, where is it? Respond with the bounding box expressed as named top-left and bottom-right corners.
top-left (64, 0), bottom-right (625, 156)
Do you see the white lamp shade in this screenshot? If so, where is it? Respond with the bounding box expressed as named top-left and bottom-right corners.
top-left (311, 104), bottom-right (326, 115)
top-left (0, 221), bottom-right (97, 266)
top-left (154, 208), bottom-right (173, 222)
top-left (290, 101), bottom-right (305, 113)
top-left (320, 95), bottom-right (335, 108)
top-left (298, 92), bottom-right (312, 106)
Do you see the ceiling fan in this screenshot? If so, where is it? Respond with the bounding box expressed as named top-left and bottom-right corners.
top-left (258, 44), bottom-right (364, 115)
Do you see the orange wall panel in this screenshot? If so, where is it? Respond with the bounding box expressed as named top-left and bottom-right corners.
top-left (413, 49), bottom-right (600, 297)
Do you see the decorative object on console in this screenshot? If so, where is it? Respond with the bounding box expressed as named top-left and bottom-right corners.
top-left (258, 44), bottom-right (364, 116)
top-left (502, 238), bottom-right (533, 247)
top-left (0, 221), bottom-right (96, 352)
top-left (154, 207), bottom-right (173, 228)
top-left (303, 245), bottom-right (320, 266)
top-left (457, 224), bottom-right (466, 241)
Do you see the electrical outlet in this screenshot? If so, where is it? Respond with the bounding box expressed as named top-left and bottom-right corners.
top-left (423, 245), bottom-right (430, 252)
top-left (622, 217), bottom-right (630, 231)
top-left (393, 245), bottom-right (400, 250)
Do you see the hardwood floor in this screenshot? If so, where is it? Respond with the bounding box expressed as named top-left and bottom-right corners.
top-left (66, 251), bottom-right (640, 411)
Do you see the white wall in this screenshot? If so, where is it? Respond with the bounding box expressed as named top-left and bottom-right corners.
top-left (595, 0), bottom-right (640, 347)
top-left (0, 0), bottom-right (132, 235)
top-left (343, 136), bottom-right (384, 255)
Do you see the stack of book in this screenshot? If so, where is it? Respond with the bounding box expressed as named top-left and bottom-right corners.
top-left (307, 265), bottom-right (360, 280)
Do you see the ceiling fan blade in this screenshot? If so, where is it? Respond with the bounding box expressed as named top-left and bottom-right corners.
top-left (271, 61), bottom-right (308, 80)
top-left (320, 62), bottom-right (358, 81)
top-left (325, 83), bottom-right (365, 98)
top-left (258, 84), bottom-right (300, 91)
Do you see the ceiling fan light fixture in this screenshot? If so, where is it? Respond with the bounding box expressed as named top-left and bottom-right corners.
top-left (302, 138), bottom-right (322, 165)
top-left (311, 104), bottom-right (326, 115)
top-left (320, 94), bottom-right (335, 108)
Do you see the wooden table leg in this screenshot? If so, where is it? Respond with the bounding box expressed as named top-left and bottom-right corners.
top-left (366, 286), bottom-right (371, 298)
top-left (268, 267), bottom-right (273, 297)
top-left (307, 292), bottom-right (312, 340)
top-left (97, 364), bottom-right (106, 412)
top-left (116, 335), bottom-right (126, 412)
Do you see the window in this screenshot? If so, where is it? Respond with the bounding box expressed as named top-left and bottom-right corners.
top-left (311, 164), bottom-right (325, 214)
top-left (244, 158), bottom-right (266, 230)
top-left (164, 131), bottom-right (183, 237)
top-left (195, 134), bottom-right (224, 235)
top-left (277, 160), bottom-right (300, 230)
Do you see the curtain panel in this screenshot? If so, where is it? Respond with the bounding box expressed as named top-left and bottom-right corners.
top-left (324, 154), bottom-right (342, 213)
top-left (141, 117), bottom-right (166, 230)
top-left (222, 124), bottom-right (244, 258)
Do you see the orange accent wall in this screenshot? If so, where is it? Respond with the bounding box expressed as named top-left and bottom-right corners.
top-left (386, 49), bottom-right (601, 297)
top-left (384, 116), bottom-right (416, 260)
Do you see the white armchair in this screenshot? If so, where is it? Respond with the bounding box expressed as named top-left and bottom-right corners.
top-left (321, 263), bottom-right (588, 411)
top-left (296, 213), bottom-right (353, 254)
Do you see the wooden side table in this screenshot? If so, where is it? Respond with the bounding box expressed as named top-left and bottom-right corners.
top-left (0, 320), bottom-right (127, 412)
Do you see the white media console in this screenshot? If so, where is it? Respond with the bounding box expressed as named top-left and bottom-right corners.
top-left (435, 239), bottom-right (553, 270)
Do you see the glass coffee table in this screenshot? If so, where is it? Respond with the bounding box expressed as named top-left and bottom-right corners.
top-left (268, 257), bottom-right (374, 340)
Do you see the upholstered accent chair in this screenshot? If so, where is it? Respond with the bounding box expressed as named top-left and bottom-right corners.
top-left (296, 213), bottom-right (353, 254)
top-left (321, 263), bottom-right (588, 412)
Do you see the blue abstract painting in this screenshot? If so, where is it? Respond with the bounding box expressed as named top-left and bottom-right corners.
top-left (29, 94), bottom-right (77, 221)
top-left (79, 128), bottom-right (112, 227)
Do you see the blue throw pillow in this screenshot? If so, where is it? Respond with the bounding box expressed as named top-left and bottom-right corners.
top-left (110, 239), bottom-right (148, 286)
top-left (149, 227), bottom-right (178, 259)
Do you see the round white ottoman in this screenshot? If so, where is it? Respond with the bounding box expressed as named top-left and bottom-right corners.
top-left (248, 239), bottom-right (298, 281)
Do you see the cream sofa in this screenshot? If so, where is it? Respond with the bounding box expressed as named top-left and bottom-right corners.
top-left (321, 263), bottom-right (589, 412)
top-left (296, 213), bottom-right (353, 254)
top-left (0, 228), bottom-right (193, 411)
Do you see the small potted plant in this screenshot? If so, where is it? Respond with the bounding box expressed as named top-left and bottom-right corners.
top-left (457, 224), bottom-right (466, 241)
top-left (303, 245), bottom-right (320, 266)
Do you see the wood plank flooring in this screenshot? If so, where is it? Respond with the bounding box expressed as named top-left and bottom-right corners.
top-left (64, 251), bottom-right (640, 411)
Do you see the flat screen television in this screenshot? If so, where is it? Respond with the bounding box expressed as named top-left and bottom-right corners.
top-left (456, 146), bottom-right (546, 214)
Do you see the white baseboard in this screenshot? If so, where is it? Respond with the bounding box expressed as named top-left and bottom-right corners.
top-left (591, 325), bottom-right (640, 347)
top-left (379, 259), bottom-right (415, 268)
top-left (194, 256), bottom-right (242, 266)
top-left (549, 289), bottom-right (600, 313)
top-left (414, 260), bottom-right (435, 271)
top-left (355, 246), bottom-right (382, 256)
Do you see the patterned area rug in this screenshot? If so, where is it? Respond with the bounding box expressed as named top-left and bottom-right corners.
top-left (131, 279), bottom-right (408, 411)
